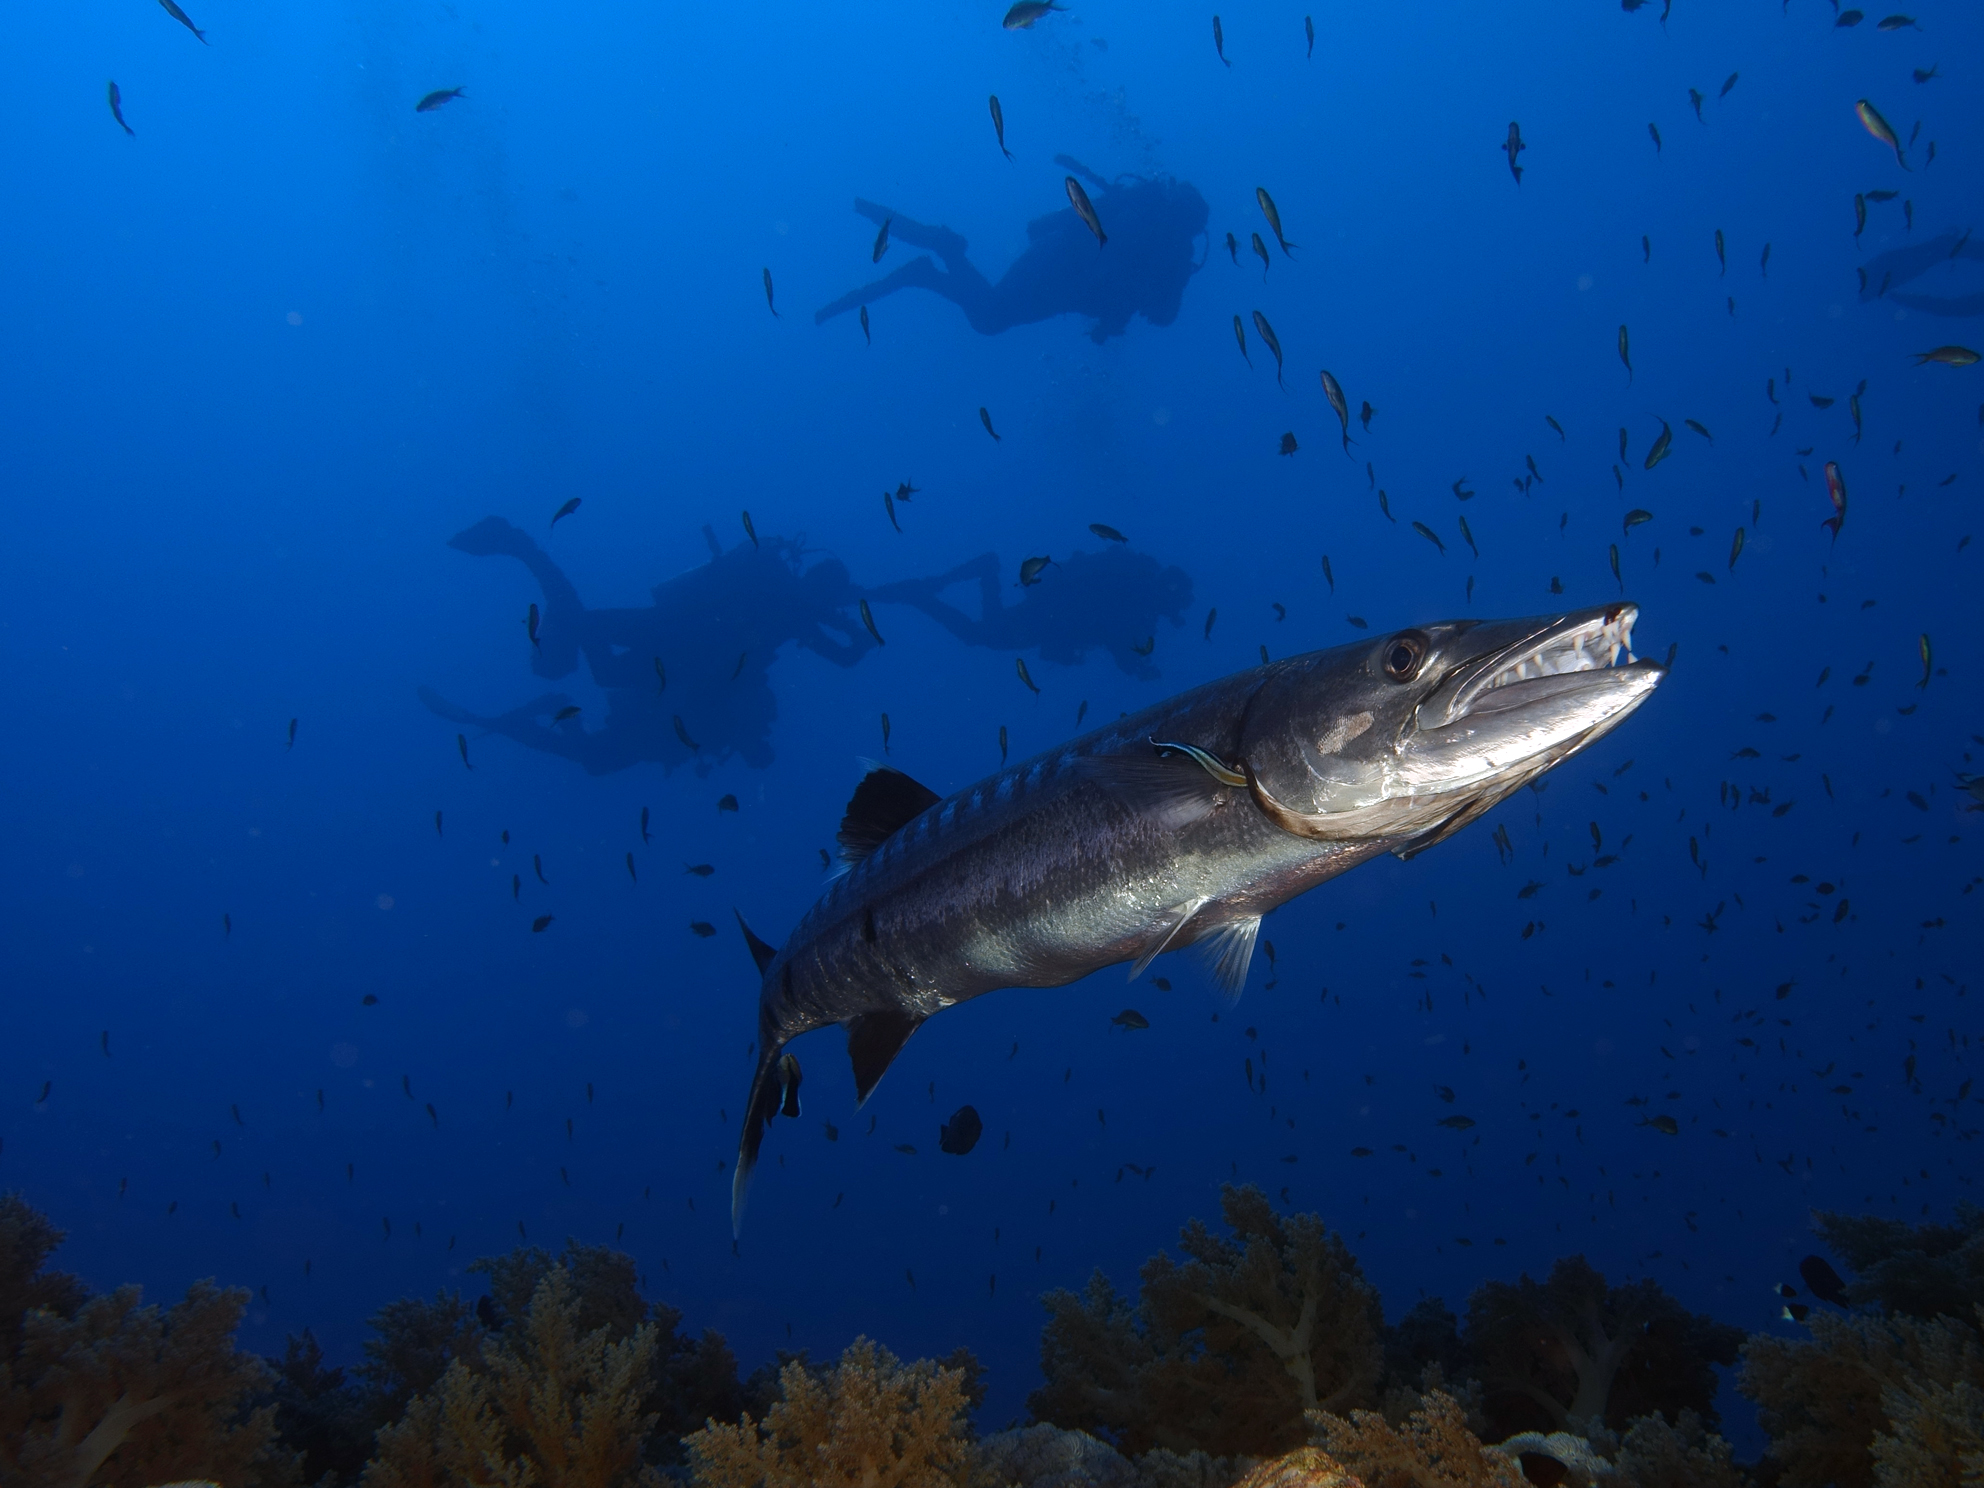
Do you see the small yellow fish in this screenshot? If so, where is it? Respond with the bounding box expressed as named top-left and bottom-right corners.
top-left (1608, 543), bottom-right (1622, 589)
top-left (1854, 99), bottom-right (1908, 169)
top-left (1913, 345), bottom-right (1979, 367)
top-left (1411, 520), bottom-right (1445, 554)
top-left (1729, 527), bottom-right (1745, 571)
top-left (1618, 324), bottom-right (1632, 381)
top-left (1623, 509), bottom-right (1653, 533)
top-left (1918, 633), bottom-right (1932, 689)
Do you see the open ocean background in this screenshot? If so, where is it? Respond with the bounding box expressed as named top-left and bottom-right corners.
top-left (3, 0), bottom-right (1980, 1450)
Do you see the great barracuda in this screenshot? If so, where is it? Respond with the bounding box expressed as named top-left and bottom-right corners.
top-left (732, 603), bottom-right (1663, 1230)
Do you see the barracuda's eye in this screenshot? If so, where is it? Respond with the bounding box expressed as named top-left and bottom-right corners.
top-left (1383, 633), bottom-right (1427, 683)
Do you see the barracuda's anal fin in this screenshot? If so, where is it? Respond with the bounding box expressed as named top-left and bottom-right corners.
top-left (1127, 895), bottom-right (1210, 981)
top-left (1200, 914), bottom-right (1263, 1000)
top-left (847, 1009), bottom-right (925, 1104)
top-left (838, 765), bottom-right (943, 864)
top-left (736, 911), bottom-right (778, 975)
top-left (1082, 749), bottom-right (1237, 830)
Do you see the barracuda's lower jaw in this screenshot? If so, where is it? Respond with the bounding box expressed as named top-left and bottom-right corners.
top-left (1410, 655), bottom-right (1666, 796)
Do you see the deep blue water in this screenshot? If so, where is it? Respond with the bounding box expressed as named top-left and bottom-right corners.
top-left (3, 0), bottom-right (1980, 1447)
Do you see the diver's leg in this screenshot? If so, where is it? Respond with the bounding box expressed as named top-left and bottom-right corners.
top-left (814, 257), bottom-right (948, 325)
top-left (854, 199), bottom-right (971, 262)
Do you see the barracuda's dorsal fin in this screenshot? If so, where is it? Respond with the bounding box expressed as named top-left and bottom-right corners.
top-left (838, 765), bottom-right (943, 864)
top-left (847, 1009), bottom-right (924, 1103)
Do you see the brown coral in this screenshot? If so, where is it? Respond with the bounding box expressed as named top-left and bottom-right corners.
top-left (1608, 1410), bottom-right (1749, 1488)
top-left (1309, 1391), bottom-right (1526, 1488)
top-left (1225, 1446), bottom-right (1364, 1488)
top-left (1462, 1254), bottom-right (1742, 1438)
top-left (1031, 1186), bottom-right (1382, 1458)
top-left (685, 1337), bottom-right (973, 1488)
top-left (362, 1266), bottom-right (660, 1488)
top-left (0, 1193), bottom-right (287, 1488)
top-left (1739, 1307), bottom-right (1983, 1488)
top-left (1870, 1375), bottom-right (1984, 1487)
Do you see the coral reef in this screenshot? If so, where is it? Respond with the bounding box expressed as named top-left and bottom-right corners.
top-left (265, 1329), bottom-right (381, 1487)
top-left (1870, 1373), bottom-right (1984, 1487)
top-left (363, 1265), bottom-right (661, 1488)
top-left (1030, 1185), bottom-right (1383, 1457)
top-left (974, 1423), bottom-right (1250, 1488)
top-left (0, 1192), bottom-right (289, 1488)
top-left (684, 1336), bottom-right (973, 1488)
top-left (1740, 1306), bottom-right (1984, 1488)
top-left (1310, 1390), bottom-right (1527, 1488)
top-left (1223, 1448), bottom-right (1362, 1488)
top-left (1812, 1203), bottom-right (1984, 1322)
top-left (1461, 1255), bottom-right (1742, 1438)
top-left (1606, 1410), bottom-right (1749, 1488)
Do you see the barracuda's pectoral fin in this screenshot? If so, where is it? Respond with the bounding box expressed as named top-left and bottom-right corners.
top-left (847, 1009), bottom-right (925, 1105)
top-left (838, 764), bottom-right (943, 864)
top-left (1127, 895), bottom-right (1210, 980)
top-left (1083, 750), bottom-right (1237, 830)
top-left (1200, 915), bottom-right (1263, 1000)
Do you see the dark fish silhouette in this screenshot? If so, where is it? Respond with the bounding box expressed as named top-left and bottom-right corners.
top-left (939, 1105), bottom-right (983, 1154)
top-left (1065, 176), bottom-right (1106, 245)
top-left (729, 604), bottom-right (1664, 1228)
top-left (1305, 15), bottom-right (1314, 57)
top-left (989, 94), bottom-right (1012, 159)
top-left (107, 81), bottom-right (135, 135)
top-left (1503, 122), bottom-right (1525, 183)
top-left (980, 406), bottom-right (1002, 441)
top-left (763, 267), bottom-right (778, 317)
top-left (415, 88), bottom-right (466, 112)
top-left (1799, 1254), bottom-right (1851, 1306)
top-left (1251, 310), bottom-right (1284, 387)
top-left (1320, 370), bottom-right (1352, 453)
top-left (550, 498), bottom-right (581, 529)
top-left (872, 217), bottom-right (892, 263)
top-left (1002, 0), bottom-right (1065, 28)
top-left (158, 0), bottom-right (206, 43)
top-left (1213, 14), bottom-right (1230, 66)
top-left (1256, 188), bottom-right (1295, 255)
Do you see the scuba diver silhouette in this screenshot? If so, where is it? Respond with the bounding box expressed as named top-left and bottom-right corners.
top-left (420, 517), bottom-right (875, 776)
top-left (867, 546), bottom-right (1193, 681)
top-left (422, 519), bottom-right (1200, 776)
top-left (1859, 230), bottom-right (1984, 317)
top-left (815, 156), bottom-right (1209, 344)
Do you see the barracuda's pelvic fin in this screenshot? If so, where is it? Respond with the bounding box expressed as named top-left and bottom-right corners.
top-left (1128, 895), bottom-right (1210, 981)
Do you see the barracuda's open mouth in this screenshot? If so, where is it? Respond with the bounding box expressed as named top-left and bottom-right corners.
top-left (1451, 605), bottom-right (1639, 719)
top-left (1406, 604), bottom-right (1649, 736)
